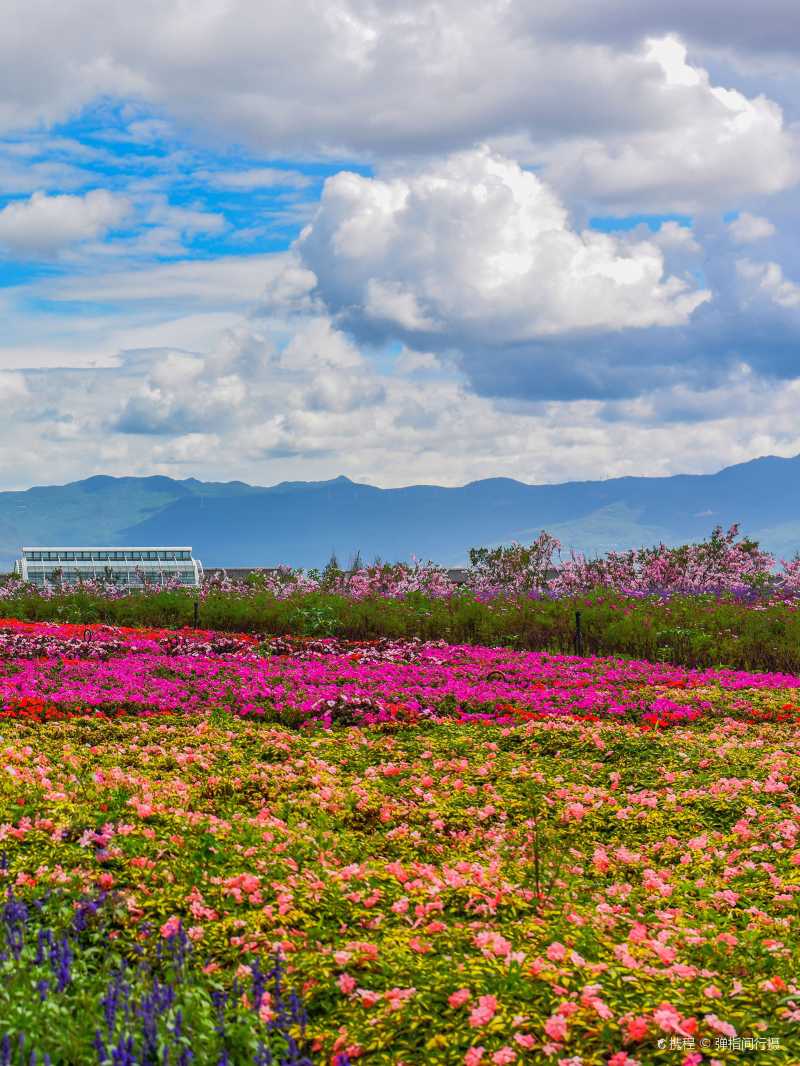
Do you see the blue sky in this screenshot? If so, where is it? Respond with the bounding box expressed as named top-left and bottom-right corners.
top-left (1, 1), bottom-right (799, 490)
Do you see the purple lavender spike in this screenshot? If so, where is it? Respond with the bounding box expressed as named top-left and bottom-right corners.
top-left (210, 989), bottom-right (228, 1036)
top-left (110, 1034), bottom-right (135, 1066)
top-left (94, 1030), bottom-right (108, 1063)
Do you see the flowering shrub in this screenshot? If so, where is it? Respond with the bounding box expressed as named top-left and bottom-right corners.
top-left (468, 534), bottom-right (562, 598)
top-left (4, 526), bottom-right (799, 606)
top-left (0, 626), bottom-right (798, 1061)
top-left (551, 525), bottom-right (782, 599)
top-left (166, 527), bottom-right (800, 602)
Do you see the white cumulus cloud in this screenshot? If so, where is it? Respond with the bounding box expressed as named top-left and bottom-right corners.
top-left (0, 189), bottom-right (129, 255)
top-left (296, 147), bottom-right (710, 345)
top-left (540, 35), bottom-right (799, 212)
top-left (737, 258), bottom-right (800, 309)
top-left (728, 212), bottom-right (777, 244)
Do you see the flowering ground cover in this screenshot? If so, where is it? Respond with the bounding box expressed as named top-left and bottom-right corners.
top-left (1, 621), bottom-right (800, 1063)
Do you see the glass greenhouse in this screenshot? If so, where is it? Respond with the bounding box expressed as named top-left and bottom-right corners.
top-left (13, 547), bottom-right (203, 589)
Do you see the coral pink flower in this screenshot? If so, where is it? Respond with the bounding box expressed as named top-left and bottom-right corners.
top-left (159, 915), bottom-right (181, 938)
top-left (448, 988), bottom-right (472, 1008)
top-left (357, 989), bottom-right (381, 1008)
top-left (626, 1017), bottom-right (648, 1041)
top-left (546, 941), bottom-right (567, 962)
top-left (492, 1049), bottom-right (516, 1065)
top-left (761, 976), bottom-right (787, 993)
top-left (469, 995), bottom-right (498, 1027)
top-left (544, 1015), bottom-right (569, 1041)
top-left (337, 974), bottom-right (357, 995)
top-left (653, 1004), bottom-right (695, 1036)
top-left (464, 1049), bottom-right (485, 1066)
top-left (555, 1002), bottom-right (579, 1017)
top-left (408, 937), bottom-right (432, 954)
top-left (704, 1015), bottom-right (736, 1039)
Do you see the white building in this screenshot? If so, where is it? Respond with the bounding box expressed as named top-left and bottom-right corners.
top-left (14, 547), bottom-right (203, 589)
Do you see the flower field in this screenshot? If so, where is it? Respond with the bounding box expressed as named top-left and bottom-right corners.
top-left (1, 620), bottom-right (800, 1063)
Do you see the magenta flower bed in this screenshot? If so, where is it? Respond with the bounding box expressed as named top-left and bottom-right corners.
top-left (1, 620), bottom-right (799, 729)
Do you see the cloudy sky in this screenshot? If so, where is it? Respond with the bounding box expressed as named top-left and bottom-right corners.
top-left (2, 0), bottom-right (800, 489)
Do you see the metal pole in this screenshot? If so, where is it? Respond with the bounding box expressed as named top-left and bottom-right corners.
top-left (193, 600), bottom-right (200, 628)
top-left (574, 610), bottom-right (584, 656)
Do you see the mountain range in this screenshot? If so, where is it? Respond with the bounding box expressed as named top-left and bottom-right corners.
top-left (0, 454), bottom-right (798, 570)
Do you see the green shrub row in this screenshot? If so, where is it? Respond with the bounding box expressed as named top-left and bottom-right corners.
top-left (1, 587), bottom-right (799, 673)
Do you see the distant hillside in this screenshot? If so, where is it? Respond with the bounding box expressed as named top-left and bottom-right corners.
top-left (0, 455), bottom-right (798, 569)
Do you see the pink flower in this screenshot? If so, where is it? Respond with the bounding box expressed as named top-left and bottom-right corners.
top-left (564, 802), bottom-right (587, 821)
top-left (464, 1049), bottom-right (485, 1066)
top-left (704, 1015), bottom-right (736, 1039)
top-left (357, 989), bottom-right (381, 1008)
top-left (492, 1049), bottom-right (517, 1065)
top-left (763, 976), bottom-right (787, 993)
top-left (653, 1004), bottom-right (695, 1037)
top-left (337, 973), bottom-right (357, 995)
top-left (384, 987), bottom-right (415, 1011)
top-left (159, 915), bottom-right (181, 938)
top-left (408, 937), bottom-right (432, 954)
top-left (474, 931), bottom-right (512, 958)
top-left (555, 1001), bottom-right (579, 1017)
top-left (592, 846), bottom-right (610, 873)
top-left (469, 995), bottom-right (498, 1027)
top-left (546, 941), bottom-right (567, 962)
top-left (625, 1017), bottom-right (648, 1042)
top-left (628, 922), bottom-right (648, 943)
top-left (544, 1015), bottom-right (569, 1042)
top-left (448, 988), bottom-right (472, 1009)
top-left (514, 1033), bottom-right (535, 1049)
